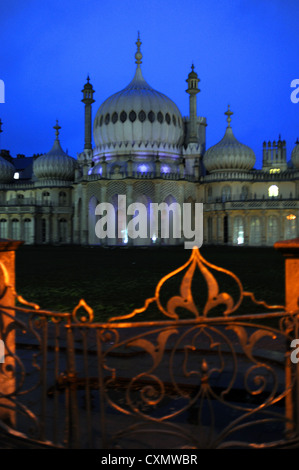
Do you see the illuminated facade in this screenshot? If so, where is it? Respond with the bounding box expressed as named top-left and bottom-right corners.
top-left (0, 35), bottom-right (298, 246)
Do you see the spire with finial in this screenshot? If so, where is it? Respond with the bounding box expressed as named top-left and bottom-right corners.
top-left (135, 31), bottom-right (143, 67)
top-left (0, 119), bottom-right (2, 134)
top-left (185, 63), bottom-right (200, 144)
top-left (54, 120), bottom-right (61, 140)
top-left (224, 105), bottom-right (233, 128)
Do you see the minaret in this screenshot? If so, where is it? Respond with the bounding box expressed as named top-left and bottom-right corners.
top-left (186, 64), bottom-right (200, 143)
top-left (81, 76), bottom-right (95, 150)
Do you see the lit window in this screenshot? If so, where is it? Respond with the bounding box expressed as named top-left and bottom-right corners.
top-left (14, 172), bottom-right (19, 179)
top-left (268, 185), bottom-right (279, 197)
top-left (138, 164), bottom-right (148, 173)
top-left (161, 165), bottom-right (170, 173)
top-left (269, 168), bottom-right (280, 174)
top-left (286, 214), bottom-right (296, 220)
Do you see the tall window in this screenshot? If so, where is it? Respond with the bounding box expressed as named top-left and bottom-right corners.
top-left (59, 218), bottom-right (67, 242)
top-left (267, 216), bottom-right (279, 245)
top-left (24, 218), bottom-right (31, 244)
top-left (250, 217), bottom-right (261, 245)
top-left (12, 219), bottom-right (20, 240)
top-left (42, 218), bottom-right (46, 243)
top-left (0, 219), bottom-right (7, 238)
top-left (241, 186), bottom-right (248, 200)
top-left (208, 216), bottom-right (213, 242)
top-left (285, 214), bottom-right (297, 239)
top-left (42, 192), bottom-right (50, 205)
top-left (59, 191), bottom-right (67, 206)
top-left (268, 185), bottom-right (279, 197)
top-left (233, 217), bottom-right (244, 245)
top-left (221, 186), bottom-right (231, 202)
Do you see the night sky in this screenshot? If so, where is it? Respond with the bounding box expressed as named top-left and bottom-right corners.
top-left (0, 0), bottom-right (298, 168)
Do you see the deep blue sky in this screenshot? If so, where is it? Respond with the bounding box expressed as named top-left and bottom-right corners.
top-left (0, 0), bottom-right (298, 168)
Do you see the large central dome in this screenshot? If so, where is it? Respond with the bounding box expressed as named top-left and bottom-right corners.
top-left (93, 35), bottom-right (184, 157)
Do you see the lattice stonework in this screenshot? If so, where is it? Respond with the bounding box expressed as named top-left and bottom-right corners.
top-left (86, 182), bottom-right (102, 203)
top-left (133, 181), bottom-right (155, 201)
top-left (106, 181), bottom-right (127, 201)
top-left (158, 181), bottom-right (181, 202)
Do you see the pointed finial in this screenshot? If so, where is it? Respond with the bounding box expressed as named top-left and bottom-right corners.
top-left (191, 63), bottom-right (195, 72)
top-left (53, 119), bottom-right (61, 140)
top-left (87, 75), bottom-right (90, 83)
top-left (224, 105), bottom-right (233, 127)
top-left (0, 119), bottom-right (2, 134)
top-left (135, 31), bottom-right (143, 66)
top-left (296, 138), bottom-right (299, 145)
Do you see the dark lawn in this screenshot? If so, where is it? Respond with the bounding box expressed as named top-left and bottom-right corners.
top-left (14, 244), bottom-right (286, 322)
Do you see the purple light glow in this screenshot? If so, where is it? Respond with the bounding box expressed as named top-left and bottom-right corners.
top-left (161, 165), bottom-right (170, 173)
top-left (138, 164), bottom-right (148, 173)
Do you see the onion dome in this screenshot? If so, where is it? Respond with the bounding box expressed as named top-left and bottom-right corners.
top-left (33, 121), bottom-right (76, 181)
top-left (93, 33), bottom-right (184, 156)
top-left (0, 156), bottom-right (15, 183)
top-left (203, 106), bottom-right (256, 173)
top-left (291, 138), bottom-right (299, 169)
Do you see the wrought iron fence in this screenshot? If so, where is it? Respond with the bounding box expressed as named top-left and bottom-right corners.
top-left (0, 245), bottom-right (299, 448)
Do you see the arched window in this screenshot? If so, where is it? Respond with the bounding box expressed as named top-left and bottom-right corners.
top-left (241, 186), bottom-right (249, 200)
top-left (221, 186), bottom-right (231, 202)
top-left (12, 218), bottom-right (20, 240)
top-left (42, 192), bottom-right (50, 205)
top-left (0, 219), bottom-right (7, 238)
top-left (268, 185), bottom-right (279, 198)
top-left (207, 187), bottom-right (213, 202)
top-left (207, 216), bottom-right (213, 242)
top-left (267, 216), bottom-right (279, 245)
top-left (59, 191), bottom-right (67, 206)
top-left (285, 214), bottom-right (297, 239)
top-left (41, 218), bottom-right (46, 243)
top-left (24, 218), bottom-right (31, 244)
top-left (233, 217), bottom-right (244, 245)
top-left (59, 218), bottom-right (67, 242)
top-left (250, 217), bottom-right (261, 245)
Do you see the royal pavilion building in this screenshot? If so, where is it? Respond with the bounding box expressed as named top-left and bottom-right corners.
top-left (0, 35), bottom-right (298, 247)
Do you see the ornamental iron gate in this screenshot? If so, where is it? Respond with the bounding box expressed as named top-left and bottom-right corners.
top-left (0, 239), bottom-right (299, 449)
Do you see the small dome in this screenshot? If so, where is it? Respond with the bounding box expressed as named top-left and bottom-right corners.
top-left (33, 121), bottom-right (76, 181)
top-left (93, 35), bottom-right (184, 156)
top-left (203, 106), bottom-right (256, 173)
top-left (291, 138), bottom-right (299, 169)
top-left (0, 156), bottom-right (15, 183)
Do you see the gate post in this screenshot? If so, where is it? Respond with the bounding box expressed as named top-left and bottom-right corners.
top-left (0, 239), bottom-right (23, 428)
top-left (275, 237), bottom-right (299, 437)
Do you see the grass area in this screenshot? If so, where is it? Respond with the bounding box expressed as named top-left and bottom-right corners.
top-left (14, 244), bottom-right (286, 322)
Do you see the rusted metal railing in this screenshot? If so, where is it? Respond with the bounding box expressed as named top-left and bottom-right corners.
top-left (0, 239), bottom-right (299, 448)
